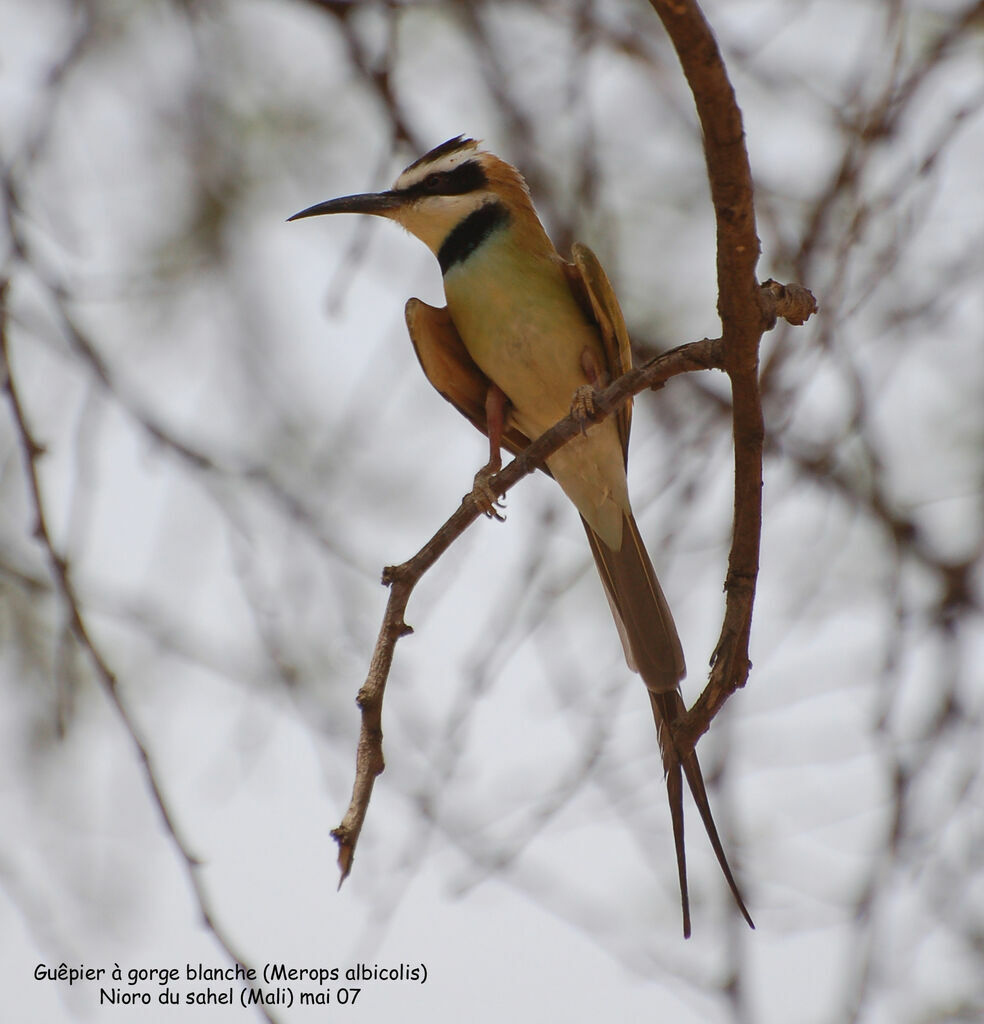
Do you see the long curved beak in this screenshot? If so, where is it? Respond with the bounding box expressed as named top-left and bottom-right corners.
top-left (287, 191), bottom-right (405, 222)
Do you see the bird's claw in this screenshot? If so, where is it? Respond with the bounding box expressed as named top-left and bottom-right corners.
top-left (468, 465), bottom-right (506, 521)
top-left (570, 385), bottom-right (598, 434)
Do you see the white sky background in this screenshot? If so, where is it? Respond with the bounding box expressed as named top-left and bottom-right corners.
top-left (1, 1), bottom-right (983, 1022)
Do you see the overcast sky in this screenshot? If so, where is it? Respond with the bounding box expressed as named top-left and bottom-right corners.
top-left (2, 1), bottom-right (983, 1022)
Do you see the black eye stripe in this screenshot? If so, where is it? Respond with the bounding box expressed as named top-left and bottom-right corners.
top-left (403, 160), bottom-right (487, 198)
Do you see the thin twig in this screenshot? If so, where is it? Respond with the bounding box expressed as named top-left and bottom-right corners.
top-left (0, 281), bottom-right (279, 1024)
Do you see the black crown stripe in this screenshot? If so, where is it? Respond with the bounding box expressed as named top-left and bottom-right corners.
top-left (402, 136), bottom-right (475, 174)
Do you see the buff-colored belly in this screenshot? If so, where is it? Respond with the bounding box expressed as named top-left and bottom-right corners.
top-left (444, 244), bottom-right (631, 548)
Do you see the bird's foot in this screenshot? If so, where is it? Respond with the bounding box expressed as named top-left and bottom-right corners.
top-left (468, 463), bottom-right (506, 521)
top-left (570, 385), bottom-right (599, 434)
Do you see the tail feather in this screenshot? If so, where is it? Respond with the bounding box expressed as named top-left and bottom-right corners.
top-left (584, 511), bottom-right (753, 936)
top-left (582, 512), bottom-right (684, 692)
top-left (664, 756), bottom-right (691, 938)
top-left (651, 691), bottom-right (755, 935)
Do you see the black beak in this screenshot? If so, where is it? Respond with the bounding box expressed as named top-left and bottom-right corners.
top-left (287, 191), bottom-right (405, 222)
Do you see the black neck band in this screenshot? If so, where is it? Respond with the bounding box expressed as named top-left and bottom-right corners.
top-left (438, 202), bottom-right (510, 274)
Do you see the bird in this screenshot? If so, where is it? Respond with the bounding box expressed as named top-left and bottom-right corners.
top-left (289, 136), bottom-right (753, 937)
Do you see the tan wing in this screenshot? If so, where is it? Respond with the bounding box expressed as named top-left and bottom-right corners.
top-left (563, 242), bottom-right (634, 463)
top-left (405, 298), bottom-right (536, 460)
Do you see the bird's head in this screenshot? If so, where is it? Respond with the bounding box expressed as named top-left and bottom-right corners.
top-left (289, 137), bottom-right (550, 270)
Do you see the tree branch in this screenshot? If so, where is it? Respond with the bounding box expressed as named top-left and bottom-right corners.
top-left (648, 0), bottom-right (794, 753)
top-left (334, 337), bottom-right (720, 879)
top-left (0, 281), bottom-right (279, 1024)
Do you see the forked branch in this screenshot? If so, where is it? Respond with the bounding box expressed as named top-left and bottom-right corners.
top-left (334, 0), bottom-right (817, 881)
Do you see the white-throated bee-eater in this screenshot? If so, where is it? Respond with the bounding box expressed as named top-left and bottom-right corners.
top-left (290, 136), bottom-right (752, 937)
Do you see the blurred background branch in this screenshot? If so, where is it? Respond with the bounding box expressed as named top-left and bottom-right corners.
top-left (1, 1), bottom-right (982, 1022)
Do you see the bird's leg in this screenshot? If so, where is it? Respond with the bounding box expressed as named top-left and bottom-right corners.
top-left (468, 383), bottom-right (508, 520)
